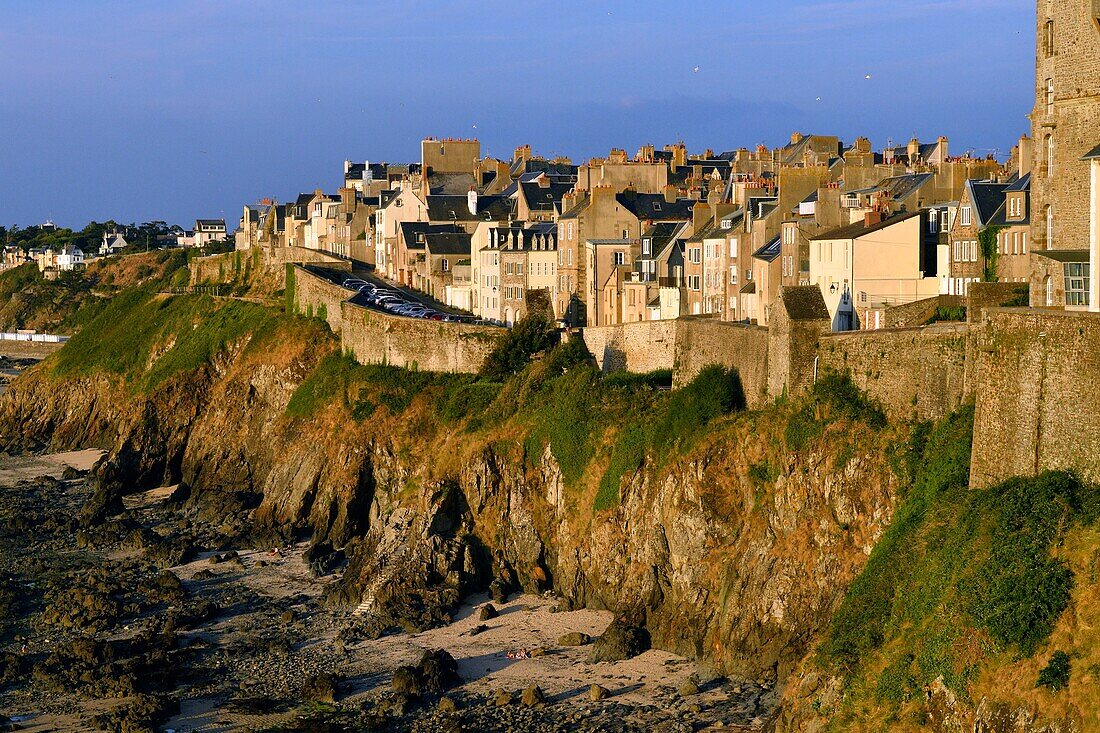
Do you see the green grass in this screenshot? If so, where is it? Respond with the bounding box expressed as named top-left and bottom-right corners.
top-left (51, 289), bottom-right (279, 392)
top-left (819, 404), bottom-right (1099, 712)
top-left (926, 306), bottom-right (967, 324)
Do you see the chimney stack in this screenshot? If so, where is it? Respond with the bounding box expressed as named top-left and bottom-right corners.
top-left (864, 211), bottom-right (883, 227)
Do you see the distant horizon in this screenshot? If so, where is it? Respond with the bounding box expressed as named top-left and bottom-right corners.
top-left (1, 0), bottom-right (1035, 228)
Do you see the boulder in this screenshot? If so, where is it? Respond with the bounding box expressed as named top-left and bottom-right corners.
top-left (302, 672), bottom-right (339, 703)
top-left (521, 684), bottom-right (545, 707)
top-left (558, 632), bottom-right (591, 647)
top-left (587, 619), bottom-right (651, 663)
top-left (478, 603), bottom-right (499, 621)
top-left (438, 695), bottom-right (460, 712)
top-left (678, 678), bottom-right (700, 696)
top-left (494, 689), bottom-right (513, 707)
top-left (391, 649), bottom-right (462, 696)
top-left (589, 684), bottom-right (610, 701)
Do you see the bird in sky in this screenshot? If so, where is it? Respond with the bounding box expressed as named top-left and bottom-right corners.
top-left (693, 66), bottom-right (701, 73)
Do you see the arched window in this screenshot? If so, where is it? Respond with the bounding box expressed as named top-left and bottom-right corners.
top-left (1045, 275), bottom-right (1054, 307)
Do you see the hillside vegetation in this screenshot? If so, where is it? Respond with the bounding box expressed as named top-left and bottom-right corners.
top-left (6, 286), bottom-right (1098, 731)
top-left (0, 250), bottom-right (193, 333)
top-left (782, 409), bottom-right (1100, 731)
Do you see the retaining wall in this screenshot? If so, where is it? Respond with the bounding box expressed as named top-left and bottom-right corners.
top-left (673, 319), bottom-right (770, 404)
top-left (971, 308), bottom-right (1100, 488)
top-left (0, 341), bottom-right (65, 359)
top-left (582, 321), bottom-right (678, 374)
top-left (191, 246), bottom-right (350, 288)
top-left (291, 265), bottom-right (502, 373)
top-left (817, 324), bottom-right (970, 422)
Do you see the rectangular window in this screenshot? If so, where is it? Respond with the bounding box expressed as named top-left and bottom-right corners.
top-left (1047, 78), bottom-right (1055, 114)
top-left (442, 258), bottom-right (449, 272)
top-left (1044, 19), bottom-right (1055, 58)
top-left (1065, 263), bottom-right (1091, 306)
top-left (729, 239), bottom-right (738, 257)
top-left (928, 215), bottom-right (938, 233)
top-left (613, 251), bottom-right (625, 266)
top-left (960, 206), bottom-right (972, 226)
top-left (730, 267), bottom-right (737, 285)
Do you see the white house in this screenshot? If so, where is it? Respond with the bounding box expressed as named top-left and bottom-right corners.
top-left (193, 219), bottom-right (227, 247)
top-left (99, 232), bottom-right (128, 256)
top-left (56, 245), bottom-right (85, 271)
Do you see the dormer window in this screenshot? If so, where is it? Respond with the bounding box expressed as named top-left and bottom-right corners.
top-left (642, 238), bottom-right (652, 255)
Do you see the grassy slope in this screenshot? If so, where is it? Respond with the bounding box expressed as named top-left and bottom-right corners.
top-left (0, 250), bottom-right (192, 334)
top-left (807, 407), bottom-right (1100, 730)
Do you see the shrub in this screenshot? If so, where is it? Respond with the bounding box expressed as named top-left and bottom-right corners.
top-left (1037, 651), bottom-right (1070, 692)
top-left (480, 313), bottom-right (558, 380)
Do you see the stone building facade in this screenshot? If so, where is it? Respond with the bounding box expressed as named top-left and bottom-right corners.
top-left (1030, 0), bottom-right (1100, 307)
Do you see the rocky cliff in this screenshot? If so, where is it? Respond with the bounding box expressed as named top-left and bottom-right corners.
top-left (0, 291), bottom-right (907, 705)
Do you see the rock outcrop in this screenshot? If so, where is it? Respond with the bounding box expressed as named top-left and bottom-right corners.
top-left (0, 309), bottom-right (902, 697)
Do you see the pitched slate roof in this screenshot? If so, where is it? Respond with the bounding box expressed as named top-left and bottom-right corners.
top-left (426, 195), bottom-right (515, 222)
top-left (615, 192), bottom-right (696, 220)
top-left (966, 180), bottom-right (1009, 226)
top-left (519, 181), bottom-right (575, 212)
top-left (1004, 172), bottom-right (1031, 192)
top-left (810, 211), bottom-right (922, 241)
top-left (399, 222), bottom-right (465, 250)
top-left (424, 232), bottom-right (472, 256)
top-left (1082, 142), bottom-right (1100, 160)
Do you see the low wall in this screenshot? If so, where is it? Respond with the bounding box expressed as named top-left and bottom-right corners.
top-left (966, 282), bottom-right (1029, 325)
top-left (971, 308), bottom-right (1100, 488)
top-left (817, 324), bottom-right (970, 421)
top-left (341, 302), bottom-right (499, 373)
top-left (292, 265), bottom-right (502, 373)
top-left (884, 295), bottom-right (965, 329)
top-left (581, 321), bottom-right (677, 374)
top-left (0, 341), bottom-right (64, 359)
top-left (673, 319), bottom-right (770, 404)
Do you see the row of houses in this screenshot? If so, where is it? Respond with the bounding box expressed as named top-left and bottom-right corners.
top-left (232, 1), bottom-right (1098, 330)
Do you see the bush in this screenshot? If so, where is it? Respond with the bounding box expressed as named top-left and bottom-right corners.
top-left (1037, 651), bottom-right (1070, 692)
top-left (480, 313), bottom-right (558, 380)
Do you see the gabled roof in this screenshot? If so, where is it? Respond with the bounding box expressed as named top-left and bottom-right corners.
top-left (1082, 143), bottom-right (1100, 161)
top-left (519, 180), bottom-right (575, 212)
top-left (424, 232), bottom-right (472, 256)
top-left (811, 211), bottom-right (922, 241)
top-left (615, 192), bottom-right (696, 220)
top-left (399, 221), bottom-right (465, 250)
top-left (426, 195), bottom-right (515, 222)
top-left (965, 180), bottom-right (1009, 226)
top-left (1004, 172), bottom-right (1031, 192)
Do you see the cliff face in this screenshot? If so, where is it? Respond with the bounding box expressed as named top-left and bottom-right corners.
top-left (0, 294), bottom-right (902, 689)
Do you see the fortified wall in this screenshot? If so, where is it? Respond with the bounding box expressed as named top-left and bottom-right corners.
top-left (291, 265), bottom-right (502, 373)
top-left (970, 308), bottom-right (1100, 488)
top-left (191, 246), bottom-right (350, 289)
top-left (583, 288), bottom-right (966, 420)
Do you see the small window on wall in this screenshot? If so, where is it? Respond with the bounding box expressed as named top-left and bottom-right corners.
top-left (1044, 19), bottom-right (1055, 57)
top-left (960, 206), bottom-right (972, 226)
top-left (1065, 262), bottom-right (1090, 307)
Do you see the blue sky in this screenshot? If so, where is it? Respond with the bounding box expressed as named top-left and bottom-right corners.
top-left (0, 0), bottom-right (1035, 228)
